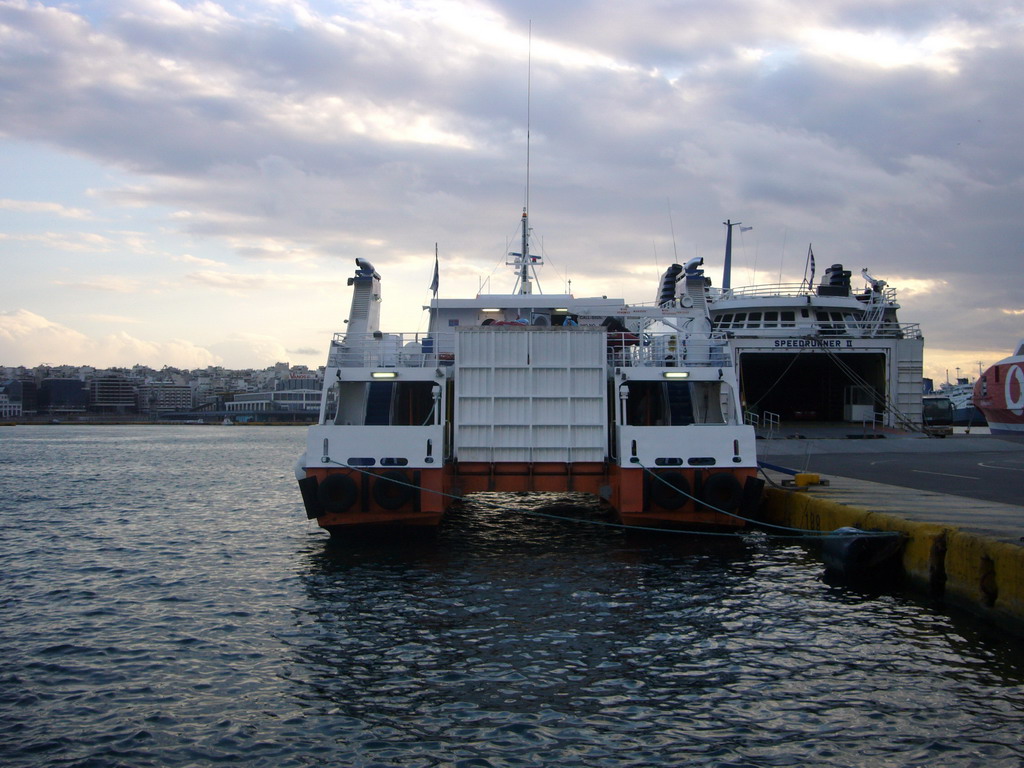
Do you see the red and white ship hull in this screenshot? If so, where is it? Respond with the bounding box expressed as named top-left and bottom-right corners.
top-left (973, 340), bottom-right (1024, 435)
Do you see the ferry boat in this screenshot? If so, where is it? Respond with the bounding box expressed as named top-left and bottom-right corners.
top-left (939, 377), bottom-right (986, 426)
top-left (973, 340), bottom-right (1024, 435)
top-left (707, 224), bottom-right (925, 431)
top-left (295, 212), bottom-right (760, 535)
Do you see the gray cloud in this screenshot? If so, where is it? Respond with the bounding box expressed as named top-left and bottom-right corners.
top-left (0, 0), bottom-right (1020, 370)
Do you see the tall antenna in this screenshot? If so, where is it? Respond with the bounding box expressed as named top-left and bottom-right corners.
top-left (507, 22), bottom-right (544, 295)
top-left (516, 21), bottom-right (534, 295)
top-left (525, 20), bottom-right (532, 217)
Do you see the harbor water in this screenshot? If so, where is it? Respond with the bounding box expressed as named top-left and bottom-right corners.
top-left (2, 425), bottom-right (1023, 767)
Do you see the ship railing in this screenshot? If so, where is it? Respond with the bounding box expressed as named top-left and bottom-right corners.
top-left (712, 283), bottom-right (815, 299)
top-left (806, 319), bottom-right (921, 338)
top-left (328, 331), bottom-right (449, 368)
top-left (607, 331), bottom-right (733, 368)
top-left (711, 283), bottom-right (901, 304)
top-left (744, 409), bottom-right (779, 438)
top-left (714, 320), bottom-right (921, 339)
top-left (326, 330), bottom-right (735, 369)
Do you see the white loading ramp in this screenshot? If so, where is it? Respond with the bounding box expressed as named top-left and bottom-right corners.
top-left (454, 327), bottom-right (608, 463)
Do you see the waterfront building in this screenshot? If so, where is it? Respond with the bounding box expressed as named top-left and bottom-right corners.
top-left (137, 383), bottom-right (194, 414)
top-left (0, 380), bottom-right (34, 416)
top-left (0, 392), bottom-right (21, 418)
top-left (225, 376), bottom-right (322, 416)
top-left (88, 374), bottom-right (139, 414)
top-left (38, 378), bottom-right (89, 416)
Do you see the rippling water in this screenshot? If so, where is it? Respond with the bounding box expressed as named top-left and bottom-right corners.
top-left (2, 425), bottom-right (1023, 767)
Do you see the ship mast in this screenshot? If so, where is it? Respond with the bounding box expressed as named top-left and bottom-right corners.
top-left (519, 209), bottom-right (531, 294)
top-left (722, 219), bottom-right (740, 292)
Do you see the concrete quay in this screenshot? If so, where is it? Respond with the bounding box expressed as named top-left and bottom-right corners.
top-left (754, 429), bottom-right (1024, 636)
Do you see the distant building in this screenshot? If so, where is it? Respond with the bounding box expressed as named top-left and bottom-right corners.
top-left (138, 383), bottom-right (193, 413)
top-left (0, 392), bottom-right (21, 418)
top-left (88, 375), bottom-right (138, 414)
top-left (38, 378), bottom-right (89, 415)
top-left (1, 380), bottom-right (36, 416)
top-left (225, 376), bottom-right (322, 415)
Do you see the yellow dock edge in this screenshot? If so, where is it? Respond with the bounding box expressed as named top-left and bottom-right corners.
top-left (762, 487), bottom-right (1024, 637)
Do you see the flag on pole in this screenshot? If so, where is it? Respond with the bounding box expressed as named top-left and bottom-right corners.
top-left (429, 244), bottom-right (439, 296)
top-left (807, 244), bottom-right (815, 286)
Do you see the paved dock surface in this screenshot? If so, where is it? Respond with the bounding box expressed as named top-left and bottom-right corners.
top-left (757, 429), bottom-right (1024, 546)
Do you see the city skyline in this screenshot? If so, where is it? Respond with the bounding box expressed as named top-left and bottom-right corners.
top-left (1, 1), bottom-right (1021, 383)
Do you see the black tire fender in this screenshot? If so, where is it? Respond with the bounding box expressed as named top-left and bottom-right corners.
top-left (702, 473), bottom-right (743, 513)
top-left (650, 471), bottom-right (691, 511)
top-left (317, 473), bottom-right (358, 515)
top-left (372, 470), bottom-right (414, 510)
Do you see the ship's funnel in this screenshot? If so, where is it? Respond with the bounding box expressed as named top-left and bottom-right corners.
top-left (683, 257), bottom-right (709, 314)
top-left (346, 258), bottom-right (382, 336)
top-left (656, 263), bottom-right (683, 306)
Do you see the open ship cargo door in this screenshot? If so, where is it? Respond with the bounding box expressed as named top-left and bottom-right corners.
top-left (739, 351), bottom-right (886, 422)
top-left (454, 327), bottom-right (607, 463)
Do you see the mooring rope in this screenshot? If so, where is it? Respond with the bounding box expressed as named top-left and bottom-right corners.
top-left (318, 457), bottom-right (902, 541)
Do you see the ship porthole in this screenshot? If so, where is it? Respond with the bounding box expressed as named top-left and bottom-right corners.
top-left (650, 471), bottom-right (691, 510)
top-left (702, 473), bottom-right (743, 513)
top-left (373, 470), bottom-right (414, 510)
top-left (317, 474), bottom-right (358, 514)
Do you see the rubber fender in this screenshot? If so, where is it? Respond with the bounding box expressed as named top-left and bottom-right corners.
top-left (649, 470), bottom-right (691, 510)
top-left (372, 470), bottom-right (415, 511)
top-left (702, 473), bottom-right (743, 513)
top-left (298, 475), bottom-right (323, 519)
top-left (317, 473), bottom-right (358, 515)
top-left (822, 527), bottom-right (905, 582)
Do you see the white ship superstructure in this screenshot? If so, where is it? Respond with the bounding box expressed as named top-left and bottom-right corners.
top-left (295, 215), bottom-right (760, 535)
top-left (707, 238), bottom-right (924, 430)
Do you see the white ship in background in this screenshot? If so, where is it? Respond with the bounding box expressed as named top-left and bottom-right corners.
top-left (705, 221), bottom-right (925, 431)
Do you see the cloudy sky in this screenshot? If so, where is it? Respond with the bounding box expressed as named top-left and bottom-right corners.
top-left (1, 0), bottom-right (1021, 381)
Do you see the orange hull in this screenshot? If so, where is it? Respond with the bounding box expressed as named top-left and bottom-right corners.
top-left (304, 467), bottom-right (449, 530)
top-left (302, 463), bottom-right (758, 533)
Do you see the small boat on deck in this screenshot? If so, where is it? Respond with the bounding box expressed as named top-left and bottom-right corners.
top-left (973, 340), bottom-right (1024, 435)
top-left (295, 211), bottom-right (760, 536)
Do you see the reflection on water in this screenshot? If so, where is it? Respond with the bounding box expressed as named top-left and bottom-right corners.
top-left (1, 427), bottom-right (1023, 767)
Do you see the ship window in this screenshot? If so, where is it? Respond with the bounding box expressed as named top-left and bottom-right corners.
top-left (334, 381), bottom-right (438, 426)
top-left (690, 382), bottom-right (726, 424)
top-left (817, 311), bottom-right (841, 336)
top-left (624, 381), bottom-right (694, 426)
top-left (323, 381), bottom-right (340, 424)
top-left (781, 311), bottom-right (795, 326)
top-left (393, 382), bottom-right (437, 426)
top-left (733, 313), bottom-right (747, 324)
top-left (763, 311), bottom-right (778, 328)
top-left (719, 314), bottom-right (733, 327)
top-left (365, 382), bottom-right (393, 425)
top-left (333, 382), bottom-right (369, 425)
top-left (747, 312), bottom-right (762, 327)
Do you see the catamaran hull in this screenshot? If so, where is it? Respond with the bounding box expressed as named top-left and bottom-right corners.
top-left (299, 467), bottom-right (449, 530)
top-left (299, 462), bottom-right (760, 533)
top-left (610, 466), bottom-right (759, 529)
